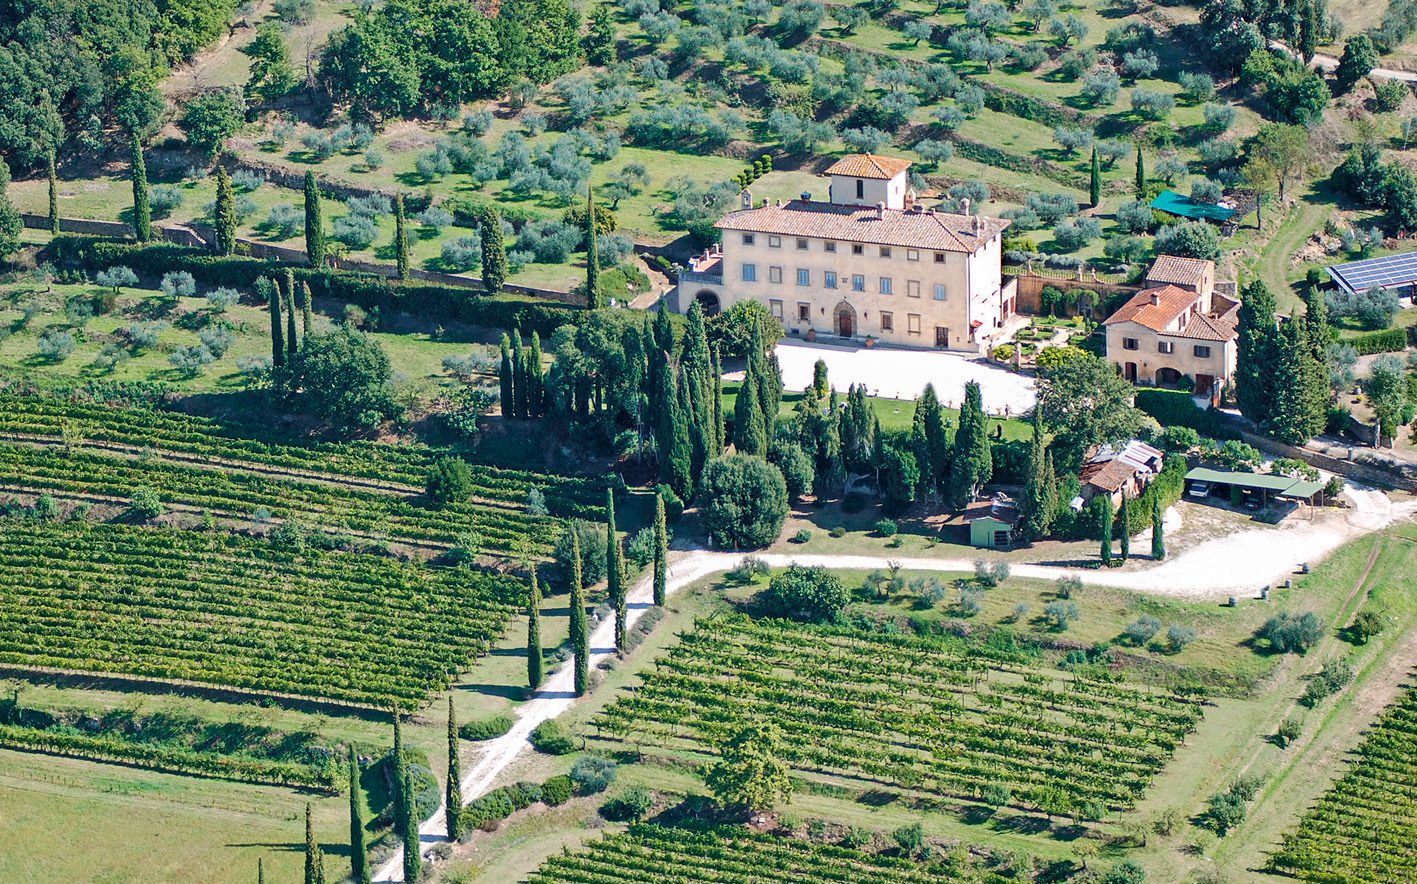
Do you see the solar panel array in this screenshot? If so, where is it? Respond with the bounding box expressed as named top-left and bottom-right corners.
top-left (1327, 252), bottom-right (1417, 294)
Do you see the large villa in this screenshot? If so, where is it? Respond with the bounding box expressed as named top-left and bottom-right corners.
top-left (673, 153), bottom-right (1016, 352)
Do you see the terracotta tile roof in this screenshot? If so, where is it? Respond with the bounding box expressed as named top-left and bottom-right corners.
top-left (1176, 310), bottom-right (1237, 342)
top-left (823, 154), bottom-right (914, 179)
top-left (716, 200), bottom-right (1008, 252)
top-left (1102, 285), bottom-right (1198, 332)
top-left (1146, 255), bottom-right (1213, 288)
top-left (1080, 458), bottom-right (1141, 494)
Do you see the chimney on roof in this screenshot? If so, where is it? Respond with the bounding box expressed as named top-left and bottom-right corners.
top-left (1149, 291), bottom-right (1161, 306)
top-left (960, 198), bottom-right (971, 217)
top-left (775, 198), bottom-right (783, 208)
top-left (740, 189), bottom-right (752, 209)
top-left (973, 214), bottom-right (981, 234)
top-left (801, 192), bottom-right (811, 202)
top-left (876, 201), bottom-right (885, 220)
top-left (904, 187), bottom-right (916, 211)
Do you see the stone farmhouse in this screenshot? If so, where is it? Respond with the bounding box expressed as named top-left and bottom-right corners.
top-left (673, 154), bottom-right (1016, 352)
top-left (1102, 256), bottom-right (1239, 401)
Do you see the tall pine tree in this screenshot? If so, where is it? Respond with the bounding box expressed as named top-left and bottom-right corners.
top-left (131, 133), bottom-right (151, 243)
top-left (527, 563), bottom-right (544, 688)
top-left (304, 171), bottom-right (325, 266)
top-left (394, 192), bottom-right (409, 279)
top-left (1118, 493), bottom-right (1131, 561)
top-left (1021, 420), bottom-right (1053, 540)
top-left (214, 166), bottom-right (237, 256)
top-left (402, 762), bottom-right (420, 883)
top-left (1151, 494), bottom-right (1166, 560)
top-left (348, 746), bottom-right (370, 884)
top-left (569, 528), bottom-right (589, 696)
top-left (446, 696), bottom-right (462, 840)
top-left (267, 276), bottom-right (285, 370)
top-left (584, 188), bottom-right (602, 308)
top-left (1099, 495), bottom-right (1114, 565)
top-left (652, 492), bottom-right (668, 607)
top-left (284, 268), bottom-right (298, 362)
top-left (480, 207), bottom-right (507, 293)
top-left (300, 281), bottom-right (314, 339)
top-left (499, 333), bottom-right (514, 414)
top-left (1089, 146), bottom-right (1101, 207)
top-left (47, 149), bottom-right (59, 235)
top-left (607, 489), bottom-right (626, 651)
top-left (733, 355), bottom-right (767, 455)
top-left (1236, 279), bottom-right (1280, 424)
top-left (946, 381), bottom-right (992, 509)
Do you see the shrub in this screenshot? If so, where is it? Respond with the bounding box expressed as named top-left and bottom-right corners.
top-left (130, 486), bottom-right (164, 519)
top-left (956, 589), bottom-right (983, 617)
top-left (426, 457), bottom-right (474, 506)
top-left (149, 185), bottom-right (184, 218)
top-left (541, 774), bottom-right (573, 806)
top-left (265, 204), bottom-right (303, 239)
top-left (1275, 714), bottom-right (1304, 748)
top-left (36, 328), bottom-right (76, 362)
top-left (570, 755), bottom-right (617, 794)
top-left (762, 564), bottom-right (849, 622)
top-left (1154, 221), bottom-right (1221, 261)
top-left (1043, 599), bottom-right (1079, 631)
top-left (1125, 615), bottom-right (1162, 645)
top-left (600, 785), bottom-right (654, 822)
top-left (981, 783), bottom-right (1012, 807)
top-left (529, 720), bottom-right (576, 755)
top-left (161, 271), bottom-right (196, 298)
top-left (828, 526), bottom-right (845, 538)
top-left (893, 822), bottom-right (925, 857)
top-left (460, 715), bottom-right (514, 741)
top-left (725, 555), bottom-right (771, 585)
top-left (1165, 623), bottom-right (1196, 652)
top-left (1256, 611), bottom-right (1324, 654)
top-left (875, 519), bottom-right (898, 537)
top-left (1055, 574), bottom-right (1083, 599)
top-left (1299, 658), bottom-right (1354, 707)
top-left (792, 528), bottom-right (812, 543)
top-left (332, 213), bottom-right (379, 249)
top-left (700, 455), bottom-right (788, 549)
top-left (440, 236), bottom-right (483, 272)
top-left (1131, 88), bottom-right (1174, 120)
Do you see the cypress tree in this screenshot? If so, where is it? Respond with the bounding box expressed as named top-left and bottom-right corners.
top-left (652, 492), bottom-right (667, 607)
top-left (300, 281), bottom-right (314, 339)
top-left (392, 714), bottom-right (405, 832)
top-left (1099, 495), bottom-right (1114, 565)
top-left (1151, 494), bottom-right (1166, 560)
top-left (527, 563), bottom-right (544, 689)
top-left (711, 345), bottom-right (725, 455)
top-left (511, 329), bottom-right (527, 418)
top-left (653, 303), bottom-right (675, 355)
top-left (131, 133), bottom-right (151, 243)
top-left (1236, 279), bottom-right (1280, 424)
top-left (607, 488), bottom-right (626, 652)
top-left (348, 746), bottom-right (369, 884)
top-left (480, 207), bottom-right (507, 294)
top-left (267, 277), bottom-right (285, 370)
top-left (946, 381), bottom-right (992, 509)
top-left (1134, 143), bottom-right (1145, 197)
top-left (569, 528), bottom-right (589, 696)
top-left (304, 171), bottom-right (325, 267)
top-left (394, 193), bottom-right (409, 280)
top-left (304, 803), bottom-right (319, 884)
top-left (445, 696), bottom-right (461, 841)
top-left (402, 765), bottom-right (420, 883)
top-left (1021, 420), bottom-right (1052, 540)
top-left (1089, 146), bottom-right (1101, 208)
top-left (1270, 317), bottom-right (1320, 444)
top-left (499, 333), bottom-right (514, 415)
top-left (1041, 450), bottom-right (1059, 531)
top-left (284, 268), bottom-right (298, 362)
top-left (528, 331), bottom-right (544, 417)
top-left (584, 188), bottom-right (602, 309)
top-left (657, 367), bottom-right (692, 499)
top-left (681, 302), bottom-right (713, 477)
top-left (258, 857), bottom-right (265, 884)
top-left (1299, 0), bottom-right (1318, 62)
top-left (733, 356), bottom-right (767, 455)
top-left (47, 149), bottom-right (59, 235)
top-left (214, 166), bottom-right (237, 256)
top-left (1118, 493), bottom-right (1131, 561)
top-left (910, 384), bottom-right (948, 499)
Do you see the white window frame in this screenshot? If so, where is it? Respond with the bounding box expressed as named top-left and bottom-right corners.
top-left (907, 313), bottom-right (921, 335)
top-left (907, 280), bottom-right (921, 298)
top-left (907, 249), bottom-right (920, 261)
top-left (1158, 340), bottom-right (1174, 354)
top-left (768, 266), bottom-right (783, 284)
top-left (768, 235), bottom-right (782, 248)
top-left (769, 299), bottom-right (784, 319)
top-left (880, 277), bottom-right (893, 295)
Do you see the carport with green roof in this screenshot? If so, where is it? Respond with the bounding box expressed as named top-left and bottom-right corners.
top-left (1184, 467), bottom-right (1327, 518)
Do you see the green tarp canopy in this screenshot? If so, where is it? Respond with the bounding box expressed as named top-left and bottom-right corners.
top-left (1151, 190), bottom-right (1238, 222)
top-left (1185, 467), bottom-right (1324, 500)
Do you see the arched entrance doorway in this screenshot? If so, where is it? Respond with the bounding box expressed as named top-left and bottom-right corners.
top-left (1156, 367), bottom-right (1183, 388)
top-left (694, 290), bottom-right (721, 315)
top-left (834, 302), bottom-right (856, 338)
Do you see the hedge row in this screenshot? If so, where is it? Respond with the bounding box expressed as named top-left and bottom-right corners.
top-left (1134, 388), bottom-right (1240, 440)
top-left (455, 774), bottom-right (572, 838)
top-left (47, 236), bottom-right (579, 336)
top-left (1347, 327), bottom-right (1408, 356)
top-left (977, 81), bottom-right (1086, 128)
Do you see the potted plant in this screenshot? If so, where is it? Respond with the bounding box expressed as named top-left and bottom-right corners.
top-left (864, 335), bottom-right (875, 348)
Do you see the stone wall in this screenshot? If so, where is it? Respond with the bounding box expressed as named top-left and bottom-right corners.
top-left (1238, 429), bottom-right (1417, 492)
top-left (1012, 272), bottom-right (1141, 320)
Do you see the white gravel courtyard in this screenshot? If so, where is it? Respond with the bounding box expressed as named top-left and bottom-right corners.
top-left (772, 338), bottom-right (1037, 414)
